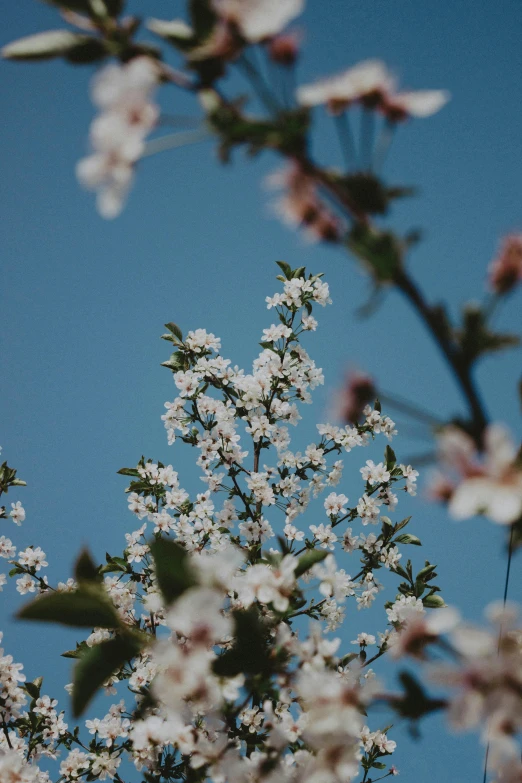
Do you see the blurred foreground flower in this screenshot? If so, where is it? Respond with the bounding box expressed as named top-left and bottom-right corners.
top-left (433, 424), bottom-right (522, 524)
top-left (488, 234), bottom-right (522, 295)
top-left (76, 57), bottom-right (160, 218)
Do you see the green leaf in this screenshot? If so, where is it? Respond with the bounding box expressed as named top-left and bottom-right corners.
top-left (117, 467), bottom-right (140, 477)
top-left (456, 304), bottom-right (520, 366)
top-left (72, 634), bottom-right (145, 717)
top-left (61, 642), bottom-right (89, 659)
top-left (189, 0), bottom-right (217, 41)
top-left (347, 224), bottom-right (403, 283)
top-left (394, 533), bottom-right (422, 546)
top-left (416, 564), bottom-right (437, 581)
top-left (213, 608), bottom-right (271, 677)
top-left (149, 538), bottom-right (197, 606)
top-left (372, 762), bottom-right (387, 770)
top-left (75, 548), bottom-right (101, 583)
top-left (65, 37), bottom-right (108, 64)
top-left (393, 671), bottom-right (446, 721)
top-left (161, 352), bottom-right (186, 371)
top-left (147, 19), bottom-right (194, 50)
top-left (423, 594), bottom-right (446, 608)
top-left (385, 444), bottom-right (396, 469)
top-left (295, 549), bottom-right (327, 577)
top-left (18, 588), bottom-right (121, 629)
top-left (342, 172), bottom-right (389, 215)
top-left (24, 680), bottom-right (42, 699)
top-left (43, 0), bottom-right (124, 16)
top-left (276, 261), bottom-right (293, 279)
top-left (340, 652), bottom-right (358, 665)
top-left (393, 516), bottom-right (412, 533)
top-left (164, 322), bottom-right (184, 342)
top-left (2, 30), bottom-right (92, 61)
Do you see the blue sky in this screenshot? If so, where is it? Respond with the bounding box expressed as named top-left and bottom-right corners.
top-left (2, 0), bottom-right (522, 780)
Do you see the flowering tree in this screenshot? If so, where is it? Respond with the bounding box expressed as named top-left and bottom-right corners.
top-left (2, 1), bottom-right (522, 782)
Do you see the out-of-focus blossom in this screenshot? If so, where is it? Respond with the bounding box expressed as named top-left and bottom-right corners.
top-left (434, 424), bottom-right (522, 525)
top-left (77, 57), bottom-right (160, 218)
top-left (297, 58), bottom-right (449, 121)
top-left (334, 369), bottom-right (376, 424)
top-left (389, 607), bottom-right (459, 659)
top-left (266, 162), bottom-right (344, 242)
top-left (212, 0), bottom-right (304, 43)
top-left (268, 30), bottom-right (302, 65)
top-left (488, 234), bottom-right (522, 295)
top-left (296, 59), bottom-right (394, 114)
top-left (429, 603), bottom-right (522, 773)
top-left (383, 89), bottom-right (450, 121)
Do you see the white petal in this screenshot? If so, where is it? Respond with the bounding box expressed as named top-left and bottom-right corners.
top-left (426, 606), bottom-right (460, 635)
top-left (485, 485), bottom-right (522, 525)
top-left (448, 478), bottom-right (490, 520)
top-left (392, 89), bottom-right (450, 117)
top-left (484, 423), bottom-right (517, 474)
top-left (215, 0), bottom-right (304, 41)
top-left (450, 625), bottom-right (496, 658)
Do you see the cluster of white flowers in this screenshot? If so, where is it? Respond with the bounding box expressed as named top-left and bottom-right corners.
top-left (3, 268), bottom-right (516, 783)
top-left (1, 270), bottom-right (425, 781)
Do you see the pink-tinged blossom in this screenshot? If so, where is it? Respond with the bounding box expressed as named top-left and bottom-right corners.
top-left (266, 162), bottom-right (344, 242)
top-left (335, 369), bottom-right (376, 425)
top-left (436, 424), bottom-right (522, 525)
top-left (488, 234), bottom-right (522, 294)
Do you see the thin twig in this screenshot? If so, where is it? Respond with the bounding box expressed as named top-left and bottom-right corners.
top-left (481, 525), bottom-right (516, 783)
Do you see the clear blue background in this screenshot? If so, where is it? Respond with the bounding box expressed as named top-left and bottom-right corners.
top-left (2, 0), bottom-right (522, 780)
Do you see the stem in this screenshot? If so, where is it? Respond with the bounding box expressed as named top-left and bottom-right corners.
top-left (295, 146), bottom-right (489, 439)
top-left (141, 129), bottom-right (212, 159)
top-left (393, 267), bottom-right (488, 440)
top-left (378, 390), bottom-right (445, 426)
top-left (373, 119), bottom-right (396, 174)
top-left (334, 112), bottom-right (357, 171)
top-left (360, 108), bottom-right (375, 171)
top-left (502, 525), bottom-right (515, 605)
top-left (236, 54), bottom-right (281, 114)
top-left (363, 648), bottom-right (386, 668)
top-left (481, 525), bottom-right (515, 783)
top-left (2, 717), bottom-right (13, 749)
